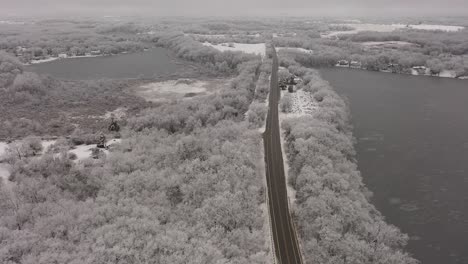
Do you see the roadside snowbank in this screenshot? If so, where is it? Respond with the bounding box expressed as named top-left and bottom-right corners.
top-left (202, 42), bottom-right (266, 57)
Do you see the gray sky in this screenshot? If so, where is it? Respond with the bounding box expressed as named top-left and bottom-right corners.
top-left (1, 0), bottom-right (468, 17)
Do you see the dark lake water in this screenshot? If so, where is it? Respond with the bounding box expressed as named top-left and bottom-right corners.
top-left (321, 67), bottom-right (468, 264)
top-left (26, 47), bottom-right (182, 80)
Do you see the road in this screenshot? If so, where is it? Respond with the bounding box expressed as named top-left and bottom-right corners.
top-left (263, 46), bottom-right (303, 264)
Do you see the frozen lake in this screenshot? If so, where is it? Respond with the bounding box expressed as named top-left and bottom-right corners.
top-left (26, 47), bottom-right (182, 80)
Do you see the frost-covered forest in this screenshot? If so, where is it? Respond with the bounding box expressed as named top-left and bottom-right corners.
top-left (3, 16), bottom-right (460, 263)
top-left (0, 34), bottom-right (274, 263)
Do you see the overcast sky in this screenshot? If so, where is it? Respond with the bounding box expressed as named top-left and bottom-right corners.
top-left (1, 0), bottom-right (468, 17)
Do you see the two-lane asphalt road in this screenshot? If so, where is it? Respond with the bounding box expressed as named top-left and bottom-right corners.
top-left (263, 46), bottom-right (303, 264)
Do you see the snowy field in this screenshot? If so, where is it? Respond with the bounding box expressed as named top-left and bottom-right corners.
top-left (69, 139), bottom-right (121, 161)
top-left (277, 47), bottom-right (313, 54)
top-left (202, 42), bottom-right (266, 57)
top-left (323, 23), bottom-right (465, 37)
top-left (136, 79), bottom-right (208, 102)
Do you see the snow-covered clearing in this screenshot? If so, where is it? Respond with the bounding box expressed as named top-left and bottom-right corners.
top-left (68, 139), bottom-right (121, 161)
top-left (105, 107), bottom-right (127, 119)
top-left (202, 42), bottom-right (266, 57)
top-left (136, 79), bottom-right (209, 102)
top-left (277, 47), bottom-right (313, 54)
top-left (283, 89), bottom-right (319, 116)
top-left (323, 23), bottom-right (465, 37)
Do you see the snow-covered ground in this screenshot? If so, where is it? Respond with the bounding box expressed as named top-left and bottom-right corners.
top-left (361, 41), bottom-right (416, 46)
top-left (28, 54), bottom-right (104, 65)
top-left (136, 79), bottom-right (208, 102)
top-left (408, 24), bottom-right (464, 31)
top-left (322, 23), bottom-right (465, 37)
top-left (202, 42), bottom-right (266, 57)
top-left (68, 139), bottom-right (121, 161)
top-left (277, 47), bottom-right (313, 54)
top-left (104, 107), bottom-right (127, 119)
top-left (283, 89), bottom-right (319, 116)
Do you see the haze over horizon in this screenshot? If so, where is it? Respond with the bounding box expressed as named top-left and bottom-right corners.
top-left (1, 0), bottom-right (468, 17)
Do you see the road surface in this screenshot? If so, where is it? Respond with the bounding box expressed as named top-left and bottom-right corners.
top-left (263, 46), bottom-right (303, 264)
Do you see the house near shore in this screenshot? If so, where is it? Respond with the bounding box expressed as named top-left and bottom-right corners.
top-left (15, 46), bottom-right (27, 56)
top-left (58, 53), bottom-right (68, 58)
top-left (412, 66), bottom-right (428, 75)
top-left (337, 60), bottom-right (350, 67)
top-left (388, 63), bottom-right (401, 73)
top-left (350, 61), bottom-right (362, 68)
top-left (91, 50), bottom-right (102, 55)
